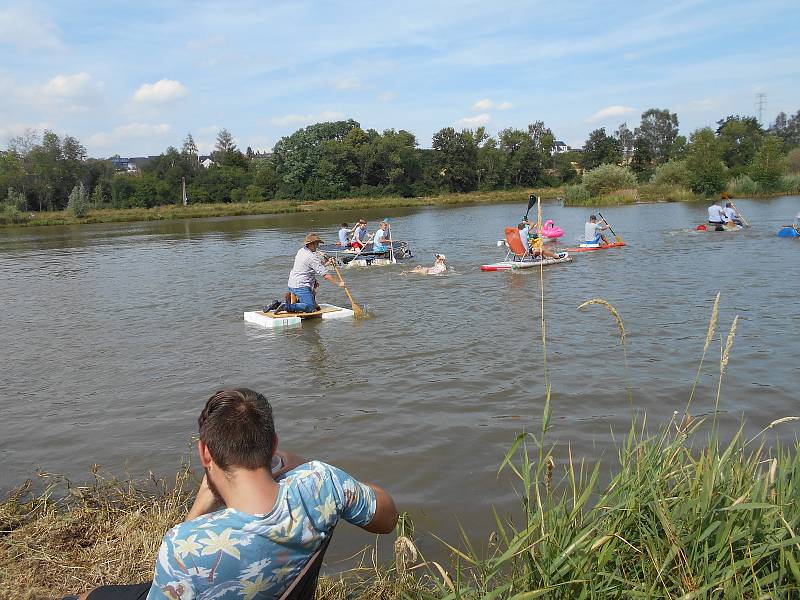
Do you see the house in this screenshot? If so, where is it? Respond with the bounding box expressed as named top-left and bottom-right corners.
top-left (553, 141), bottom-right (571, 154)
top-left (109, 156), bottom-right (157, 174)
top-left (199, 155), bottom-right (215, 169)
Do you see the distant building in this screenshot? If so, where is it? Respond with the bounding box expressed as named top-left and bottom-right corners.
top-left (553, 141), bottom-right (571, 154)
top-left (199, 156), bottom-right (215, 168)
top-left (109, 156), bottom-right (157, 174)
top-left (252, 151), bottom-right (273, 160)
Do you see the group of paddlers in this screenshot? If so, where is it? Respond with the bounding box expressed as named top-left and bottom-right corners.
top-left (707, 199), bottom-right (743, 229)
top-left (337, 219), bottom-right (392, 253)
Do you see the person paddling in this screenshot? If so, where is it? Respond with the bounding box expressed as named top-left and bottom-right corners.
top-left (585, 214), bottom-right (610, 245)
top-left (372, 221), bottom-right (391, 254)
top-left (264, 233), bottom-right (344, 314)
top-left (338, 222), bottom-right (351, 247)
top-left (350, 219), bottom-right (368, 250)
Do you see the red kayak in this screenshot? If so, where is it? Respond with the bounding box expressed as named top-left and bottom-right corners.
top-left (563, 241), bottom-right (626, 253)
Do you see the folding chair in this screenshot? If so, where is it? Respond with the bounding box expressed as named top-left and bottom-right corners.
top-left (278, 531), bottom-right (335, 600)
top-left (503, 226), bottom-right (535, 262)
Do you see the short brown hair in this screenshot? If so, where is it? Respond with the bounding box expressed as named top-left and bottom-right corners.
top-left (198, 388), bottom-right (275, 471)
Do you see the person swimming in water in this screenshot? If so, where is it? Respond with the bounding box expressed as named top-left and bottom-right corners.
top-left (410, 254), bottom-right (447, 275)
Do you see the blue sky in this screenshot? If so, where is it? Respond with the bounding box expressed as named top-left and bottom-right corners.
top-left (2, 0), bottom-right (798, 157)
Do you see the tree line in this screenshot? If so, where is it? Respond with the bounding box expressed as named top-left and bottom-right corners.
top-left (1, 107), bottom-right (799, 215)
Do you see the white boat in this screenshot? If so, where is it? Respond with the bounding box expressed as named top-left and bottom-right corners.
top-left (244, 303), bottom-right (354, 328)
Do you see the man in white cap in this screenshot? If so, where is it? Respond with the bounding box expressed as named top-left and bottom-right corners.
top-left (264, 233), bottom-right (344, 313)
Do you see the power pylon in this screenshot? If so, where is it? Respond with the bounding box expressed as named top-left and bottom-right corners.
top-left (755, 93), bottom-right (767, 125)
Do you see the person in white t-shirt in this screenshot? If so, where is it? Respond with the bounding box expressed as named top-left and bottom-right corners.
top-left (723, 203), bottom-right (742, 225)
top-left (707, 201), bottom-right (725, 225)
top-left (584, 215), bottom-right (609, 245)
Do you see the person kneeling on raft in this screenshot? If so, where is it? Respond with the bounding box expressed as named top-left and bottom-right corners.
top-left (411, 253), bottom-right (447, 275)
top-left (519, 220), bottom-right (562, 260)
top-left (264, 232), bottom-right (344, 313)
top-left (584, 214), bottom-right (610, 245)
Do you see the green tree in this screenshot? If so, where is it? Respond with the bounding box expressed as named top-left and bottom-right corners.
top-left (581, 163), bottom-right (636, 196)
top-left (634, 108), bottom-right (679, 165)
top-left (90, 181), bottom-right (107, 206)
top-left (181, 133), bottom-right (199, 158)
top-left (768, 110), bottom-right (800, 148)
top-left (750, 135), bottom-right (786, 190)
top-left (716, 116), bottom-right (763, 171)
top-left (650, 160), bottom-right (691, 187)
top-left (615, 123), bottom-right (635, 160)
top-left (581, 128), bottom-right (621, 170)
top-left (432, 127), bottom-right (479, 192)
top-left (67, 182), bottom-right (88, 217)
top-left (685, 128), bottom-right (726, 196)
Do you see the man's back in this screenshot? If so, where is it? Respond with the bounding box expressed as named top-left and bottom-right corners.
top-left (147, 461), bottom-right (376, 599)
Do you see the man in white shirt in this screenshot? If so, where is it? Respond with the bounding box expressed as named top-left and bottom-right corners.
top-left (723, 203), bottom-right (741, 225)
top-left (707, 201), bottom-right (725, 225)
top-left (338, 223), bottom-right (351, 247)
top-left (584, 215), bottom-right (609, 245)
top-left (263, 233), bottom-right (344, 313)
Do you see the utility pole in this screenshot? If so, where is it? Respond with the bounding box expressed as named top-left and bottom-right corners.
top-left (755, 93), bottom-right (767, 125)
top-left (182, 177), bottom-right (187, 206)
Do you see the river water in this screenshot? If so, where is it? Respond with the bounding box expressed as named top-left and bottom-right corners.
top-left (1, 196), bottom-right (798, 559)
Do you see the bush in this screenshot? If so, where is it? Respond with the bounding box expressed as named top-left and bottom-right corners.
top-left (650, 160), bottom-right (691, 187)
top-left (67, 182), bottom-right (89, 217)
top-left (581, 163), bottom-right (636, 196)
top-left (5, 188), bottom-right (27, 211)
top-left (563, 184), bottom-right (590, 203)
top-left (637, 183), bottom-right (696, 202)
top-left (0, 204), bottom-right (26, 224)
top-left (594, 188), bottom-right (638, 205)
top-left (726, 175), bottom-right (761, 197)
top-left (779, 174), bottom-right (800, 194)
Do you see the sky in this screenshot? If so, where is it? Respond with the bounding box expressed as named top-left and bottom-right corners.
top-left (2, 0), bottom-right (799, 157)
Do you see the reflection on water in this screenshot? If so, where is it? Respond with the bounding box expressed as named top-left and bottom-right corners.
top-left (1, 196), bottom-right (799, 558)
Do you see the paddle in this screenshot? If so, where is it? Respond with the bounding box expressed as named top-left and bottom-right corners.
top-left (383, 218), bottom-right (397, 264)
top-left (332, 262), bottom-right (364, 317)
top-left (729, 201), bottom-right (750, 228)
top-left (347, 232), bottom-right (376, 263)
top-left (524, 194), bottom-right (539, 221)
top-left (597, 212), bottom-right (623, 243)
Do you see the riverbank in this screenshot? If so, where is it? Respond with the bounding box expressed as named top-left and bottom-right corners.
top-left (0, 188), bottom-right (565, 228)
top-left (3, 416), bottom-right (798, 599)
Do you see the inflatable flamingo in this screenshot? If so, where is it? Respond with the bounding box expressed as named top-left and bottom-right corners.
top-left (541, 219), bottom-right (564, 240)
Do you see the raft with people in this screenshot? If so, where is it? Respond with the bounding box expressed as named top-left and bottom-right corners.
top-left (320, 219), bottom-right (413, 266)
top-left (482, 226), bottom-right (571, 271)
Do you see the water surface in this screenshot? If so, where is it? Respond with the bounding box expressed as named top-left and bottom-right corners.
top-left (1, 196), bottom-right (798, 557)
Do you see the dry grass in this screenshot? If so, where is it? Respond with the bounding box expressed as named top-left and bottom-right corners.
top-left (0, 188), bottom-right (564, 229)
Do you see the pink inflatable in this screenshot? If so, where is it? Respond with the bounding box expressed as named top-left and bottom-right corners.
top-left (541, 219), bottom-right (564, 239)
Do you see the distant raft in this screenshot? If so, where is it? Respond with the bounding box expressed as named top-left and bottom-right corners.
top-left (480, 254), bottom-right (573, 271)
top-left (244, 303), bottom-right (354, 328)
top-left (563, 241), bottom-right (626, 252)
top-left (777, 226), bottom-right (800, 238)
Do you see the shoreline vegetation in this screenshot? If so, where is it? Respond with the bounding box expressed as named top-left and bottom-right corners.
top-left (1, 186), bottom-right (796, 229)
top-left (2, 417), bottom-right (798, 599)
top-left (3, 108), bottom-right (799, 229)
top-left (3, 296), bottom-right (799, 598)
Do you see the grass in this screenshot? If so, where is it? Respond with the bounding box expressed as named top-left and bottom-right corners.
top-left (0, 188), bottom-right (564, 229)
top-left (563, 184), bottom-right (701, 206)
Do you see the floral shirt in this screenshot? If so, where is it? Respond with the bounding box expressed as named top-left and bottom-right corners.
top-left (146, 461), bottom-right (376, 599)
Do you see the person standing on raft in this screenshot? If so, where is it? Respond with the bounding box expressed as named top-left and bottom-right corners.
top-left (264, 233), bottom-right (344, 313)
top-left (585, 214), bottom-right (610, 245)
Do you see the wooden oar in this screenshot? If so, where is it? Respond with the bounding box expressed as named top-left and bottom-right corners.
top-left (729, 201), bottom-right (750, 227)
top-left (597, 212), bottom-right (623, 243)
top-left (332, 263), bottom-right (364, 317)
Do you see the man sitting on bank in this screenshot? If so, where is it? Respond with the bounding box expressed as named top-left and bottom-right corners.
top-left (70, 388), bottom-right (399, 600)
top-left (264, 233), bottom-right (344, 313)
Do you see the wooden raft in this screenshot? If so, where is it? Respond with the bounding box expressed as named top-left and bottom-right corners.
top-left (260, 306), bottom-right (342, 320)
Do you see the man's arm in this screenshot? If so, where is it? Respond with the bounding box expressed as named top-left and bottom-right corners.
top-left (186, 475), bottom-right (224, 521)
top-left (361, 482), bottom-right (399, 534)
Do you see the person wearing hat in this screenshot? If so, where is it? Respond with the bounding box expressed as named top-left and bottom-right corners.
top-left (264, 233), bottom-right (343, 313)
top-left (410, 253), bottom-right (448, 275)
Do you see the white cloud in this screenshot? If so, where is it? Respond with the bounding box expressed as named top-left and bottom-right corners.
top-left (39, 73), bottom-right (104, 111)
top-left (133, 79), bottom-right (189, 103)
top-left (472, 98), bottom-right (493, 111)
top-left (0, 5), bottom-right (62, 51)
top-left (457, 113), bottom-right (491, 127)
top-left (585, 105), bottom-right (636, 123)
top-left (497, 101), bottom-right (513, 110)
top-left (88, 123), bottom-right (172, 148)
top-left (269, 110), bottom-right (345, 127)
top-left (377, 91), bottom-right (397, 102)
top-left (334, 77), bottom-right (362, 91)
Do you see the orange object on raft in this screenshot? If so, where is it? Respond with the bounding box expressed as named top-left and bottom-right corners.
top-left (563, 241), bottom-right (626, 253)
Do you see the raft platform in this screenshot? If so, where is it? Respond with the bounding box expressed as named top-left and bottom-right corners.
top-left (244, 303), bottom-right (354, 328)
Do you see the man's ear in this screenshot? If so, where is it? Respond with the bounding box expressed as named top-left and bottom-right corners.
top-left (272, 433), bottom-right (279, 455)
top-left (198, 440), bottom-right (213, 468)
